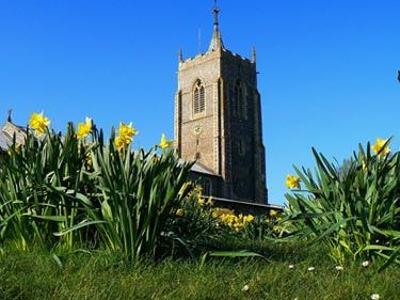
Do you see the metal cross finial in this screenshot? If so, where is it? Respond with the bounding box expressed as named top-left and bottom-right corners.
top-left (212, 0), bottom-right (220, 29)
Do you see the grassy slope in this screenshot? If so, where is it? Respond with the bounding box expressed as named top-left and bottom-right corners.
top-left (0, 244), bottom-right (399, 300)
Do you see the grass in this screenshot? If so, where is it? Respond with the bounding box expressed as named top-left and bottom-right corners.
top-left (1, 242), bottom-right (399, 299)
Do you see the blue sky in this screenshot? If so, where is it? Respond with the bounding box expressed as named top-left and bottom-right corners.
top-left (0, 0), bottom-right (399, 204)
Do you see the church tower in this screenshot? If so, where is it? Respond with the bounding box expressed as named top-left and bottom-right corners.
top-left (175, 3), bottom-right (268, 203)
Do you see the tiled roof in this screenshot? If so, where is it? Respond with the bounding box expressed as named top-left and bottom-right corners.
top-left (0, 122), bottom-right (27, 151)
top-left (191, 163), bottom-right (218, 176)
top-left (179, 159), bottom-right (219, 176)
top-left (0, 130), bottom-right (10, 150)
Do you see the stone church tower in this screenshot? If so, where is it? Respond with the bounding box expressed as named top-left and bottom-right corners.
top-left (175, 4), bottom-right (268, 203)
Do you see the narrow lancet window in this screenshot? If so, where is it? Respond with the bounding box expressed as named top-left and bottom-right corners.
top-left (193, 80), bottom-right (205, 114)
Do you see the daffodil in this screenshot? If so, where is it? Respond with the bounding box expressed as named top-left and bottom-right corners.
top-left (211, 207), bottom-right (234, 218)
top-left (244, 214), bottom-right (254, 223)
top-left (118, 122), bottom-right (137, 142)
top-left (269, 209), bottom-right (278, 218)
top-left (159, 133), bottom-right (174, 149)
top-left (286, 174), bottom-right (300, 189)
top-left (77, 117), bottom-right (92, 139)
top-left (29, 112), bottom-right (50, 135)
top-left (114, 122), bottom-right (138, 151)
top-left (205, 197), bottom-right (214, 206)
top-left (215, 211), bottom-right (254, 231)
top-left (115, 135), bottom-right (129, 151)
top-left (372, 138), bottom-right (390, 158)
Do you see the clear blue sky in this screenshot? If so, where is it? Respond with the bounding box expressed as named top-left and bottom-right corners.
top-left (1, 0), bottom-right (399, 205)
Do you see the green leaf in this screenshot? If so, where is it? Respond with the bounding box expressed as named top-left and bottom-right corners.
top-left (54, 220), bottom-right (106, 236)
top-left (209, 250), bottom-right (264, 258)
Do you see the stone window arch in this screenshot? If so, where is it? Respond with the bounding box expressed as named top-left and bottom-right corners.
top-left (193, 80), bottom-right (205, 115)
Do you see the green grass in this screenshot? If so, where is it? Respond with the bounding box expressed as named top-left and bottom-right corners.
top-left (1, 242), bottom-right (399, 300)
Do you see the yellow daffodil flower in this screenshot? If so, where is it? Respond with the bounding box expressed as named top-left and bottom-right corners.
top-left (29, 112), bottom-right (50, 135)
top-left (211, 208), bottom-right (234, 218)
top-left (214, 211), bottom-right (253, 231)
top-left (159, 133), bottom-right (174, 149)
top-left (176, 208), bottom-right (184, 217)
top-left (205, 197), bottom-right (214, 207)
top-left (286, 174), bottom-right (300, 189)
top-left (118, 122), bottom-right (137, 142)
top-left (372, 138), bottom-right (390, 158)
top-left (115, 135), bottom-right (129, 151)
top-left (77, 117), bottom-right (92, 139)
top-left (244, 214), bottom-right (254, 223)
top-left (114, 122), bottom-right (138, 151)
top-left (269, 209), bottom-right (278, 218)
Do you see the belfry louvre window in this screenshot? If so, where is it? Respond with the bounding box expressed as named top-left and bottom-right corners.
top-left (193, 80), bottom-right (205, 114)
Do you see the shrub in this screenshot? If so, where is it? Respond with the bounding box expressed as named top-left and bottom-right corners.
top-left (0, 123), bottom-right (91, 250)
top-left (285, 139), bottom-right (400, 269)
top-left (166, 185), bottom-right (286, 257)
top-left (72, 132), bottom-right (193, 262)
top-left (163, 186), bottom-right (221, 258)
top-left (0, 113), bottom-right (194, 263)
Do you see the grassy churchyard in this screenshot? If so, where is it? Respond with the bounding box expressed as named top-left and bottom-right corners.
top-left (1, 243), bottom-right (399, 299)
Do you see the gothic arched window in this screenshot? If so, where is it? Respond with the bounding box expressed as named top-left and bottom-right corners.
top-left (233, 80), bottom-right (246, 119)
top-left (193, 80), bottom-right (205, 115)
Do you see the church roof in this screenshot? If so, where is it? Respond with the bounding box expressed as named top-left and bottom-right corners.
top-left (0, 130), bottom-right (10, 150)
top-left (191, 162), bottom-right (218, 176)
top-left (178, 159), bottom-right (220, 177)
top-left (0, 121), bottom-right (27, 151)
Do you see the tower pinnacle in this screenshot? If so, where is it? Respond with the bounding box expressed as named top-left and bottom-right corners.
top-left (178, 48), bottom-right (183, 62)
top-left (251, 46), bottom-right (257, 64)
top-left (7, 109), bottom-right (12, 122)
top-left (208, 0), bottom-right (224, 52)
